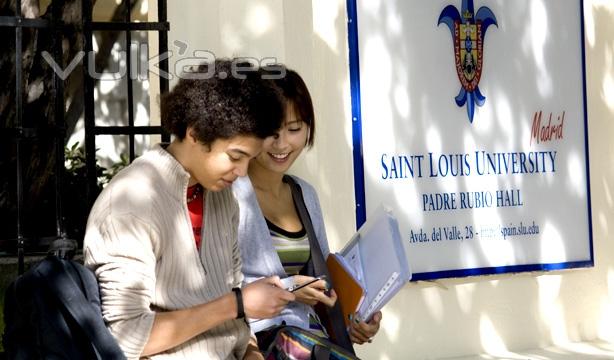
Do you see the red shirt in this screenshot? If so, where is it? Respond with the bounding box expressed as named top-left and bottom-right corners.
top-left (187, 184), bottom-right (204, 250)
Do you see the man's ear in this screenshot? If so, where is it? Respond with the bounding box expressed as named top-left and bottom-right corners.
top-left (186, 127), bottom-right (212, 151)
top-left (186, 127), bottom-right (198, 145)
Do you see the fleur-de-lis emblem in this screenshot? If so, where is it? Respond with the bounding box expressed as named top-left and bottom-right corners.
top-left (439, 0), bottom-right (497, 123)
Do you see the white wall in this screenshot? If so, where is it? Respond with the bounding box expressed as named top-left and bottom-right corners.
top-left (156, 1), bottom-right (614, 358)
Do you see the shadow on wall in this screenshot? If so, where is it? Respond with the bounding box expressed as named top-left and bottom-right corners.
top-left (68, 30), bottom-right (154, 169)
top-left (585, 1), bottom-right (614, 345)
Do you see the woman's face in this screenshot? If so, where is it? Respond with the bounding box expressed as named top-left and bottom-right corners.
top-left (252, 103), bottom-right (309, 175)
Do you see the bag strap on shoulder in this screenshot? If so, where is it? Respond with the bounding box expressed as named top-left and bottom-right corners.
top-left (284, 175), bottom-right (355, 354)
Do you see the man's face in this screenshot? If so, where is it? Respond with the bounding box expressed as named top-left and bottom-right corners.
top-left (187, 134), bottom-right (263, 191)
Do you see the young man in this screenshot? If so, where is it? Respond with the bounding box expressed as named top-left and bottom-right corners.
top-left (84, 60), bottom-right (295, 359)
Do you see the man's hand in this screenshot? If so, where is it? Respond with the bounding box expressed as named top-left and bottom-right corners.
top-left (349, 311), bottom-right (382, 345)
top-left (242, 276), bottom-right (295, 319)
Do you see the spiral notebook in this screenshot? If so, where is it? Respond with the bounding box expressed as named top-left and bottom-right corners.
top-left (326, 205), bottom-right (411, 325)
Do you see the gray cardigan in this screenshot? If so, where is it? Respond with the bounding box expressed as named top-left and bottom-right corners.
top-left (233, 175), bottom-right (330, 333)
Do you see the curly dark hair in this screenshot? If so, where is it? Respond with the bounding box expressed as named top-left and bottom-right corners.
top-left (161, 59), bottom-right (284, 145)
top-left (263, 66), bottom-right (315, 148)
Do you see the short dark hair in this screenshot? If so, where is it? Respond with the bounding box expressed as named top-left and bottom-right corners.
top-left (161, 59), bottom-right (284, 145)
top-left (264, 66), bottom-right (315, 148)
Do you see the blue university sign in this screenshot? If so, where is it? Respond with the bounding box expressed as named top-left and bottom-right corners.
top-left (347, 0), bottom-right (591, 280)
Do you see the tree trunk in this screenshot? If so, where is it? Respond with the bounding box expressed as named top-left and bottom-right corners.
top-left (0, 0), bottom-right (86, 247)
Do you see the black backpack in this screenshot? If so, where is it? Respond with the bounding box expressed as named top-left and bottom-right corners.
top-left (2, 255), bottom-right (126, 359)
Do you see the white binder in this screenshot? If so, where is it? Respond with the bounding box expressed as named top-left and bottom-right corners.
top-left (337, 204), bottom-right (411, 322)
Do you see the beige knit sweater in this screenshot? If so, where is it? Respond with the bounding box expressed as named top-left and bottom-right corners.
top-left (84, 145), bottom-right (250, 359)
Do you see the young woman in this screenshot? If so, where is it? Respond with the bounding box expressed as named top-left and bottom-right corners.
top-left (234, 68), bottom-right (382, 354)
top-left (84, 60), bottom-right (295, 359)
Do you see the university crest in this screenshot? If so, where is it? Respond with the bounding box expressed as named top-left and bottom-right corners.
top-left (439, 0), bottom-right (497, 123)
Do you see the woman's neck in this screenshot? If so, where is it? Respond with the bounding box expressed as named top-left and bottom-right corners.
top-left (248, 163), bottom-right (286, 198)
top-left (248, 162), bottom-right (301, 232)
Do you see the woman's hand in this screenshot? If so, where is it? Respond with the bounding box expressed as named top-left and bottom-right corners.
top-left (349, 311), bottom-right (382, 345)
top-left (292, 275), bottom-right (337, 307)
top-left (243, 337), bottom-right (264, 360)
top-left (243, 350), bottom-right (264, 360)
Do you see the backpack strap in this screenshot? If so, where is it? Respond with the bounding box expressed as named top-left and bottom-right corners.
top-left (36, 256), bottom-right (126, 360)
top-left (312, 344), bottom-right (332, 360)
top-left (284, 175), bottom-right (355, 354)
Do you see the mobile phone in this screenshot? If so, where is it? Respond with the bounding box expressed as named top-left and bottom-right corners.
top-left (287, 275), bottom-right (326, 292)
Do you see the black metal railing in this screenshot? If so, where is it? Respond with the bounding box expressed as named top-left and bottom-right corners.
top-left (1, 0), bottom-right (169, 273)
top-left (83, 0), bottom-right (170, 205)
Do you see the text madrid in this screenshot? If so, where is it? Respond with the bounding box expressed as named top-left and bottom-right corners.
top-left (380, 150), bottom-right (557, 179)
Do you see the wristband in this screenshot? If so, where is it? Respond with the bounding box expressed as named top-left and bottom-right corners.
top-left (232, 287), bottom-right (245, 319)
